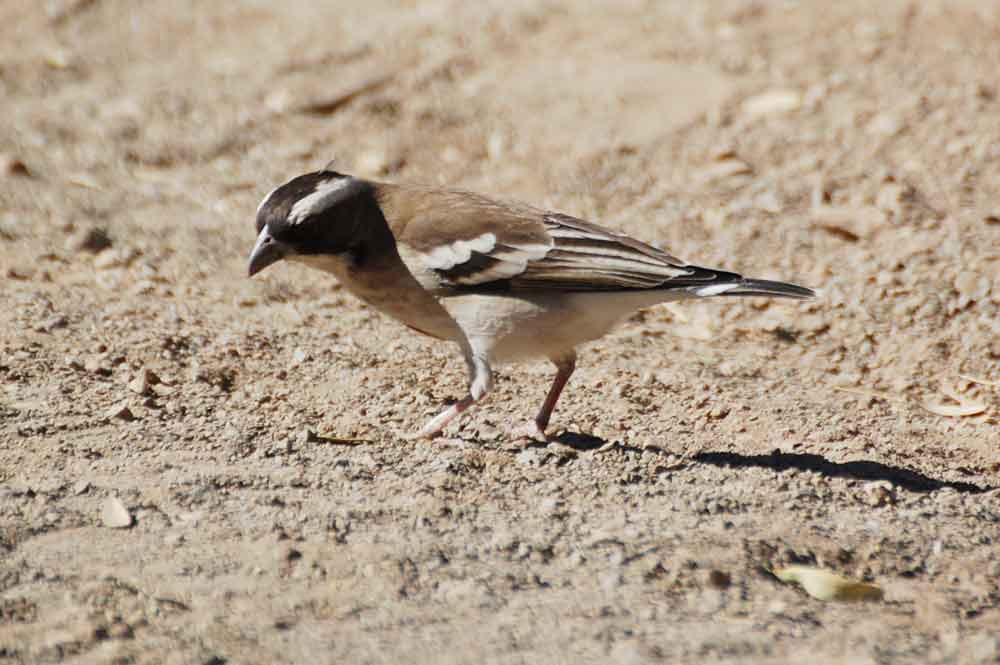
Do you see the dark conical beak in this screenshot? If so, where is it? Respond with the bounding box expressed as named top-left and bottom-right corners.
top-left (248, 227), bottom-right (287, 277)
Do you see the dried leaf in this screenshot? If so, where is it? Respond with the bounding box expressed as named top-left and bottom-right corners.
top-left (773, 566), bottom-right (883, 602)
top-left (921, 400), bottom-right (987, 417)
top-left (922, 381), bottom-right (987, 417)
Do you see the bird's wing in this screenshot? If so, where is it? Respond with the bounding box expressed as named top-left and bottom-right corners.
top-left (379, 184), bottom-right (727, 293)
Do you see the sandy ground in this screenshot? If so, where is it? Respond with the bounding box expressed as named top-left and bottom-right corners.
top-left (2, 1), bottom-right (1000, 663)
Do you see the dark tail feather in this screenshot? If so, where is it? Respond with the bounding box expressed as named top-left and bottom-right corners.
top-left (680, 266), bottom-right (816, 300)
top-left (718, 278), bottom-right (816, 300)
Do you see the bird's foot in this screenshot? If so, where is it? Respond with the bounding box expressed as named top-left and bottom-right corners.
top-left (510, 420), bottom-right (550, 443)
top-left (403, 396), bottom-right (475, 441)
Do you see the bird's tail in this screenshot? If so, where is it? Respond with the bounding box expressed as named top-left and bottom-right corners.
top-left (715, 278), bottom-right (816, 300)
top-left (683, 267), bottom-right (816, 300)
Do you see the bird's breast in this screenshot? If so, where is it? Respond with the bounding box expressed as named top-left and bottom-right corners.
top-left (293, 252), bottom-right (464, 343)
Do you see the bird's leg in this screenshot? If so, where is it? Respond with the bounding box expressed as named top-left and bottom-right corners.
top-left (536, 352), bottom-right (577, 431)
top-left (513, 352), bottom-right (577, 441)
top-left (411, 347), bottom-right (493, 440)
top-left (412, 395), bottom-right (475, 439)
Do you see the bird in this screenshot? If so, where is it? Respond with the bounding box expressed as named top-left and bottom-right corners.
top-left (248, 169), bottom-right (815, 440)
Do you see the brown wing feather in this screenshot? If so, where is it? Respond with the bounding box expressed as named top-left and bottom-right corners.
top-left (377, 183), bottom-right (717, 292)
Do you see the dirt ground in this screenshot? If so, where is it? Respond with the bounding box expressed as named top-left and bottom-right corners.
top-left (2, 1), bottom-right (1000, 663)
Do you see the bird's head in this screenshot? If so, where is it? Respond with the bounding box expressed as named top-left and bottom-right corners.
top-left (248, 170), bottom-right (372, 277)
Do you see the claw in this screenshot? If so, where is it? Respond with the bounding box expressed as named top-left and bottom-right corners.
top-left (511, 420), bottom-right (550, 442)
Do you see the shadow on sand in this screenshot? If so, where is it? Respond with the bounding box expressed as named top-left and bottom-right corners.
top-left (693, 450), bottom-right (994, 494)
top-left (529, 433), bottom-right (994, 494)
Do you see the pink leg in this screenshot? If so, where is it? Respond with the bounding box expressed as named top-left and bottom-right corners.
top-left (412, 395), bottom-right (475, 439)
top-left (514, 352), bottom-right (577, 441)
top-left (535, 353), bottom-right (577, 431)
top-left (410, 346), bottom-right (493, 440)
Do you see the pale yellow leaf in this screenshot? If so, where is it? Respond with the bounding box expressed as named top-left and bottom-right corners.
top-left (773, 565), bottom-right (883, 602)
top-left (922, 381), bottom-right (987, 417)
top-left (921, 400), bottom-right (987, 417)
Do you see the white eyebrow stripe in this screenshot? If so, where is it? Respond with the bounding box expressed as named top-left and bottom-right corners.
top-left (421, 232), bottom-right (498, 270)
top-left (288, 177), bottom-right (352, 224)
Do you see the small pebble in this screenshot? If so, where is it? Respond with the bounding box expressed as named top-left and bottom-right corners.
top-left (128, 368), bottom-right (160, 396)
top-left (706, 569), bottom-right (732, 589)
top-left (93, 248), bottom-right (137, 270)
top-left (70, 227), bottom-right (112, 254)
top-left (954, 271), bottom-right (989, 302)
top-left (34, 314), bottom-right (68, 333)
top-left (867, 112), bottom-right (903, 137)
top-left (742, 89), bottom-right (802, 116)
top-left (863, 481), bottom-right (896, 507)
top-left (101, 496), bottom-right (133, 528)
top-left (1, 154), bottom-right (31, 177)
top-left (84, 356), bottom-right (112, 376)
top-left (106, 402), bottom-right (135, 421)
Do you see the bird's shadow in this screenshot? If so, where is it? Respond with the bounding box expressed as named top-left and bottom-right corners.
top-left (547, 431), bottom-right (608, 451)
top-left (526, 432), bottom-right (994, 494)
top-left (520, 430), bottom-right (645, 453)
top-left (693, 450), bottom-right (995, 494)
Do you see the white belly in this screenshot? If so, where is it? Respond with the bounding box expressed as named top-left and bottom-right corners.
top-left (440, 290), bottom-right (672, 363)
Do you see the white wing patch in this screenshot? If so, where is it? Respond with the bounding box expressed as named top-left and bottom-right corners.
top-left (693, 283), bottom-right (738, 297)
top-left (408, 234), bottom-right (554, 286)
top-left (421, 233), bottom-right (498, 270)
top-left (288, 177), bottom-right (352, 224)
top-left (487, 243), bottom-right (551, 265)
top-left (450, 240), bottom-right (552, 284)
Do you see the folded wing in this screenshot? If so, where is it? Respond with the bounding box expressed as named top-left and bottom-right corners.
top-left (381, 184), bottom-right (774, 294)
